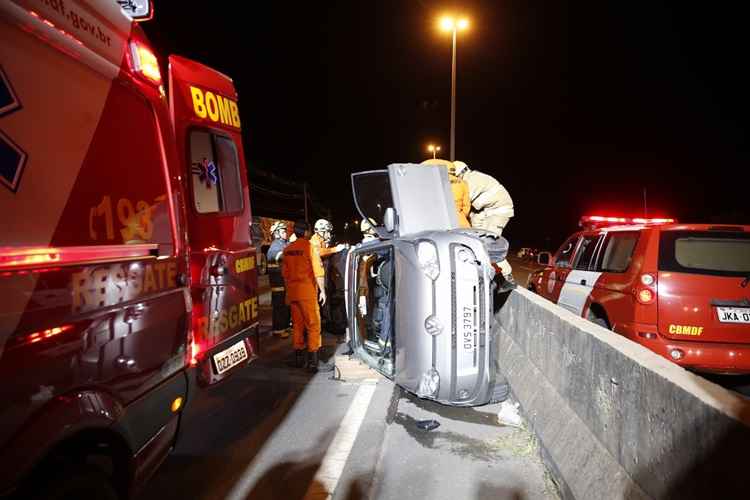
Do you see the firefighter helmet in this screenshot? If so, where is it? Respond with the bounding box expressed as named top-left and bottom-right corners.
top-left (314, 219), bottom-right (333, 233)
top-left (270, 220), bottom-right (287, 238)
top-left (453, 160), bottom-right (469, 177)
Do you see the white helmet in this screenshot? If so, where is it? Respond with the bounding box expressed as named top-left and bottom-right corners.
top-left (453, 160), bottom-right (469, 177)
top-left (270, 220), bottom-right (287, 238)
top-left (314, 219), bottom-right (333, 233)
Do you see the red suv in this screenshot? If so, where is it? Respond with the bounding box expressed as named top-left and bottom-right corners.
top-left (528, 217), bottom-right (750, 374)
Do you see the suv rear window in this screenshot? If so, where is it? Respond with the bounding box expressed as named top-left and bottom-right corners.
top-left (189, 130), bottom-right (243, 214)
top-left (659, 230), bottom-right (750, 277)
top-left (595, 231), bottom-right (639, 273)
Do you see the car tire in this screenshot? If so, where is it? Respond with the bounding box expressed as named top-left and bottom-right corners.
top-left (29, 464), bottom-right (119, 500)
top-left (489, 376), bottom-right (511, 403)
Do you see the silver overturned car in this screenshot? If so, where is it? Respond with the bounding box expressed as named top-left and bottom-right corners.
top-left (345, 163), bottom-right (510, 406)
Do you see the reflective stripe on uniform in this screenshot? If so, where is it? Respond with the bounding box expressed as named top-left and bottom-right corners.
top-left (267, 263), bottom-right (280, 269)
top-left (271, 286), bottom-right (285, 292)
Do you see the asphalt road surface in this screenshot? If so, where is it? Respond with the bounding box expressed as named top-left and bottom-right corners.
top-left (138, 314), bottom-right (559, 500)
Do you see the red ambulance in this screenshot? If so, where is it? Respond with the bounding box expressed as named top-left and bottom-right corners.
top-left (0, 0), bottom-right (258, 497)
top-left (528, 216), bottom-right (750, 374)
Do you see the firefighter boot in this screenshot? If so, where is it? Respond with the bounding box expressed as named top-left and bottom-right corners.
top-left (287, 349), bottom-right (306, 368)
top-left (307, 350), bottom-right (334, 374)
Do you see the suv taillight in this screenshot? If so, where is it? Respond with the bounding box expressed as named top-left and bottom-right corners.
top-left (128, 40), bottom-right (162, 86)
top-left (636, 273), bottom-right (657, 304)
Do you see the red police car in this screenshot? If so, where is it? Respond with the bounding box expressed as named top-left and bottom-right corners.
top-left (528, 216), bottom-right (750, 374)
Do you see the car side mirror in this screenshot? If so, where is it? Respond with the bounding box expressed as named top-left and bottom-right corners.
top-left (537, 251), bottom-right (551, 266)
top-left (384, 207), bottom-right (397, 233)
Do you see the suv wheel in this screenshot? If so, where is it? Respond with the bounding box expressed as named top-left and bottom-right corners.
top-left (30, 464), bottom-right (119, 500)
top-left (587, 308), bottom-right (611, 329)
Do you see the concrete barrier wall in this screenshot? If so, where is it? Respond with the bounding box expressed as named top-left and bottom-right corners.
top-left (496, 288), bottom-right (750, 500)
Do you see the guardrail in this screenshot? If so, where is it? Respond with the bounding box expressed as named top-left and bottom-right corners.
top-left (495, 288), bottom-right (750, 500)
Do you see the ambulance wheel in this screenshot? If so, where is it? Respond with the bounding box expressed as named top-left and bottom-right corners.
top-left (29, 464), bottom-right (118, 500)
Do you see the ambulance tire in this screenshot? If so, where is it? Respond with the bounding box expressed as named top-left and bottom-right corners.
top-left (29, 464), bottom-right (118, 500)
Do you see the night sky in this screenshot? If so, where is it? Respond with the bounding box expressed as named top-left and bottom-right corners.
top-left (144, 1), bottom-right (749, 249)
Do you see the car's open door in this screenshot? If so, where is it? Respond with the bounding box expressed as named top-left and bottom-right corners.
top-left (350, 164), bottom-right (458, 239)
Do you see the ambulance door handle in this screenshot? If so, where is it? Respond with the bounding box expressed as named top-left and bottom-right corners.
top-left (580, 279), bottom-right (587, 286)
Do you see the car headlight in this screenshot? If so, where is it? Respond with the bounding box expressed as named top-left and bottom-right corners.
top-left (417, 367), bottom-right (440, 398)
top-left (417, 241), bottom-right (440, 280)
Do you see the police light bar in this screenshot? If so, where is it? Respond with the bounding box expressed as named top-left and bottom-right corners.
top-left (580, 215), bottom-right (675, 229)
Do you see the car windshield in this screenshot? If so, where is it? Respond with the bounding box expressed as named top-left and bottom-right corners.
top-left (351, 171), bottom-right (393, 227)
top-left (659, 230), bottom-right (750, 277)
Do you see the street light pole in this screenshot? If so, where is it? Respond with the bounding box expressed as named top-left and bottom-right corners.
top-left (450, 28), bottom-right (457, 161)
top-left (439, 16), bottom-right (468, 161)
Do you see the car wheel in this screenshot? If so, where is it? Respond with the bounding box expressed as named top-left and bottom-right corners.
top-left (489, 375), bottom-right (511, 403)
top-left (29, 464), bottom-right (119, 500)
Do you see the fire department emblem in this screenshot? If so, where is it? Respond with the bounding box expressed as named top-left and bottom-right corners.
top-left (0, 66), bottom-right (26, 193)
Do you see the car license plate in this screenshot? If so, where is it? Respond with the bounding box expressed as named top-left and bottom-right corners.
top-left (213, 340), bottom-right (248, 375)
top-left (717, 307), bottom-right (750, 324)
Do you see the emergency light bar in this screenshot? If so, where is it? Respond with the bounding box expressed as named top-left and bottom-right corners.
top-left (580, 215), bottom-right (675, 229)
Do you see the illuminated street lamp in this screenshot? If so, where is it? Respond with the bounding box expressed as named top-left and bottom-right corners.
top-left (427, 144), bottom-right (442, 159)
top-left (438, 15), bottom-right (469, 161)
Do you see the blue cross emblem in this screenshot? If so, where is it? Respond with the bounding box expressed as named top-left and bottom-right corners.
top-left (0, 66), bottom-right (26, 193)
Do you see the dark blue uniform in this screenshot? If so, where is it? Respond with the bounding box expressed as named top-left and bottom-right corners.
top-left (267, 238), bottom-right (290, 333)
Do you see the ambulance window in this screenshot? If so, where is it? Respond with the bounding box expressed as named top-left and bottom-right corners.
top-left (189, 130), bottom-right (244, 214)
top-left (596, 231), bottom-right (639, 273)
top-left (573, 235), bottom-right (601, 270)
top-left (554, 236), bottom-right (579, 268)
top-left (38, 82), bottom-right (173, 253)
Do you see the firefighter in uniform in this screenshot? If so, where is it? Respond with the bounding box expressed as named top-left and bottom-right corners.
top-left (310, 219), bottom-right (347, 330)
top-left (282, 220), bottom-right (333, 372)
top-left (454, 160), bottom-right (517, 291)
top-left (266, 221), bottom-right (291, 338)
top-left (420, 159), bottom-right (471, 228)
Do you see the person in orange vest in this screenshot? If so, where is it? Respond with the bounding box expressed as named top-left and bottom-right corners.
top-left (282, 220), bottom-right (333, 372)
top-left (310, 219), bottom-right (348, 257)
top-left (420, 159), bottom-right (471, 228)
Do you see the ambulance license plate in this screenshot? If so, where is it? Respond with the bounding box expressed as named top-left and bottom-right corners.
top-left (213, 340), bottom-right (248, 375)
top-left (717, 307), bottom-right (750, 324)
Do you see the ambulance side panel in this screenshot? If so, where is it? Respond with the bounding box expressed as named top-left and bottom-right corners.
top-left (0, 1), bottom-right (188, 493)
top-left (168, 55), bottom-right (259, 384)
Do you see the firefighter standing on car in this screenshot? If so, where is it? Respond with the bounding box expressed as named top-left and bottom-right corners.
top-left (454, 160), bottom-right (516, 290)
top-left (266, 221), bottom-right (291, 339)
top-left (282, 220), bottom-right (333, 372)
top-left (420, 159), bottom-right (471, 228)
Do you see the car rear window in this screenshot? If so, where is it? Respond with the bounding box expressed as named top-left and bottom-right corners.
top-left (594, 231), bottom-right (639, 273)
top-left (659, 230), bottom-right (750, 277)
top-left (189, 130), bottom-right (243, 214)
